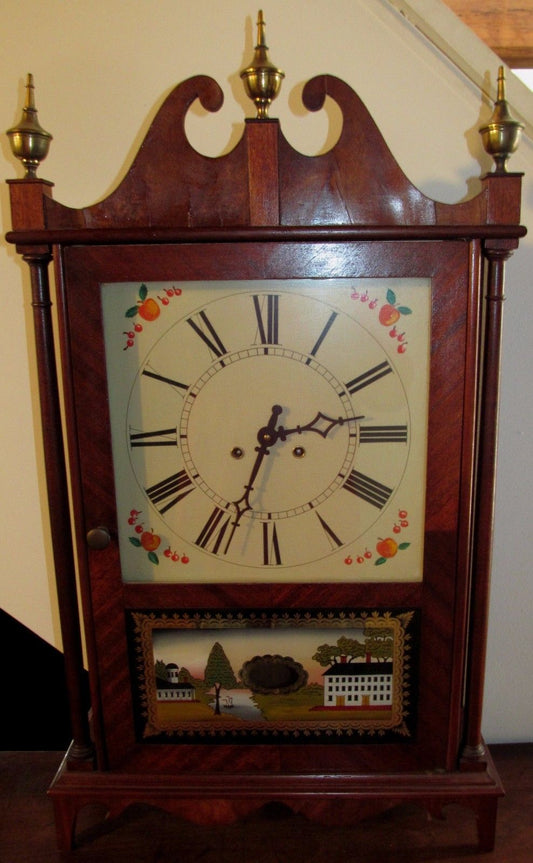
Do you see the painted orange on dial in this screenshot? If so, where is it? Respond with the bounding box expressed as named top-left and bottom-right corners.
top-left (138, 298), bottom-right (160, 321)
top-left (141, 531), bottom-right (161, 552)
top-left (378, 304), bottom-right (401, 327)
top-left (376, 537), bottom-right (398, 558)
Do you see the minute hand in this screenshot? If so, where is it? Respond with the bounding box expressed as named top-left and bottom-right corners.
top-left (277, 411), bottom-right (364, 440)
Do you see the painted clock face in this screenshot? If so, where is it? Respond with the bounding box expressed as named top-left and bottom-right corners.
top-left (101, 279), bottom-right (430, 583)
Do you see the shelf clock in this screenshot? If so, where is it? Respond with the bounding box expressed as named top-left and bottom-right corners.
top-left (6, 13), bottom-right (525, 853)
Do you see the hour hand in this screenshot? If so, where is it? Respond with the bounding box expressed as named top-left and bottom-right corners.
top-left (278, 411), bottom-right (364, 440)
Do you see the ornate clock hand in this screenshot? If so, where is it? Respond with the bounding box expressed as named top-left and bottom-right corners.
top-left (224, 404), bottom-right (283, 553)
top-left (278, 411), bottom-right (364, 440)
top-left (224, 408), bottom-right (362, 554)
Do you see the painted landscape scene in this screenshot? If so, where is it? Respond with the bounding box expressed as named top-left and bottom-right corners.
top-left (130, 611), bottom-right (416, 739)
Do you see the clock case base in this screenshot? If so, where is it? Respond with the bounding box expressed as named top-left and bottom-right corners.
top-left (49, 741), bottom-right (503, 853)
top-left (6, 73), bottom-right (524, 855)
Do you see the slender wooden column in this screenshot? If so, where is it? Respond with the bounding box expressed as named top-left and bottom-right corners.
top-left (23, 249), bottom-right (93, 764)
top-left (462, 244), bottom-right (512, 760)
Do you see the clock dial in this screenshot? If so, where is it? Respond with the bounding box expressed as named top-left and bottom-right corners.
top-left (102, 279), bottom-right (430, 583)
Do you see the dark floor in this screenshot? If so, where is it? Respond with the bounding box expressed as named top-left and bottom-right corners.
top-left (1, 745), bottom-right (532, 862)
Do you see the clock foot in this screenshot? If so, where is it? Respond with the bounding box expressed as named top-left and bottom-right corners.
top-left (48, 755), bottom-right (504, 853)
top-left (475, 797), bottom-right (499, 853)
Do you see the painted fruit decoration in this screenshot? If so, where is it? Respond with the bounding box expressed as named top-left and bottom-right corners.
top-left (375, 535), bottom-right (410, 566)
top-left (123, 284), bottom-right (183, 349)
top-left (351, 286), bottom-right (412, 353)
top-left (127, 509), bottom-right (189, 567)
top-left (122, 284), bottom-right (160, 349)
top-left (129, 526), bottom-right (161, 565)
top-left (378, 288), bottom-right (412, 327)
top-left (140, 530), bottom-right (161, 553)
top-left (126, 283), bottom-right (161, 322)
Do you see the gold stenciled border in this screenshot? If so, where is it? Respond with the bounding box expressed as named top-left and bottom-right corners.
top-left (130, 609), bottom-right (416, 740)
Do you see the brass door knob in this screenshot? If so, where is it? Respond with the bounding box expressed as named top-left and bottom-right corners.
top-left (86, 526), bottom-right (111, 550)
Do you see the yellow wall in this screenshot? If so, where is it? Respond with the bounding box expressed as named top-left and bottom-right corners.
top-left (1, 0), bottom-right (532, 741)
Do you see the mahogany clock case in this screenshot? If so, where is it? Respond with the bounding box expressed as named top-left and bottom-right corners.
top-left (61, 236), bottom-right (474, 774)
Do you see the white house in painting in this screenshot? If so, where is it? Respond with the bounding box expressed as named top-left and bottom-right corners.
top-left (323, 657), bottom-right (393, 708)
top-left (156, 662), bottom-right (196, 702)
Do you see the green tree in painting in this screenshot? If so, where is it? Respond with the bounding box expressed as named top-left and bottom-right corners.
top-left (363, 628), bottom-right (394, 662)
top-left (312, 635), bottom-right (366, 667)
top-left (178, 666), bottom-right (193, 684)
top-left (312, 631), bottom-right (394, 667)
top-left (154, 659), bottom-right (169, 682)
top-left (204, 641), bottom-right (237, 715)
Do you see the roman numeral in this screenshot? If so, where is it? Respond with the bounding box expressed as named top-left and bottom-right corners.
top-left (145, 470), bottom-right (195, 514)
top-left (253, 294), bottom-right (279, 345)
top-left (195, 506), bottom-right (232, 554)
top-left (129, 428), bottom-right (177, 447)
top-left (345, 360), bottom-right (392, 395)
top-left (343, 469), bottom-right (393, 509)
top-left (142, 369), bottom-right (189, 391)
top-left (187, 310), bottom-right (227, 358)
top-left (307, 311), bottom-right (338, 361)
top-left (263, 521), bottom-right (282, 565)
top-left (359, 425), bottom-right (408, 443)
top-left (315, 511), bottom-right (343, 549)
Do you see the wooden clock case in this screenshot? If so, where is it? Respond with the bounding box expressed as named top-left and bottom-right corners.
top-left (6, 61), bottom-right (525, 853)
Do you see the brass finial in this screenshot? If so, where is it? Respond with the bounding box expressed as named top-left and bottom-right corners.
top-left (479, 66), bottom-right (523, 174)
top-left (240, 10), bottom-right (284, 119)
top-left (7, 74), bottom-right (52, 178)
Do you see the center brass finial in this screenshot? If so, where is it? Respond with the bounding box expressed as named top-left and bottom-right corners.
top-left (240, 10), bottom-right (284, 119)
